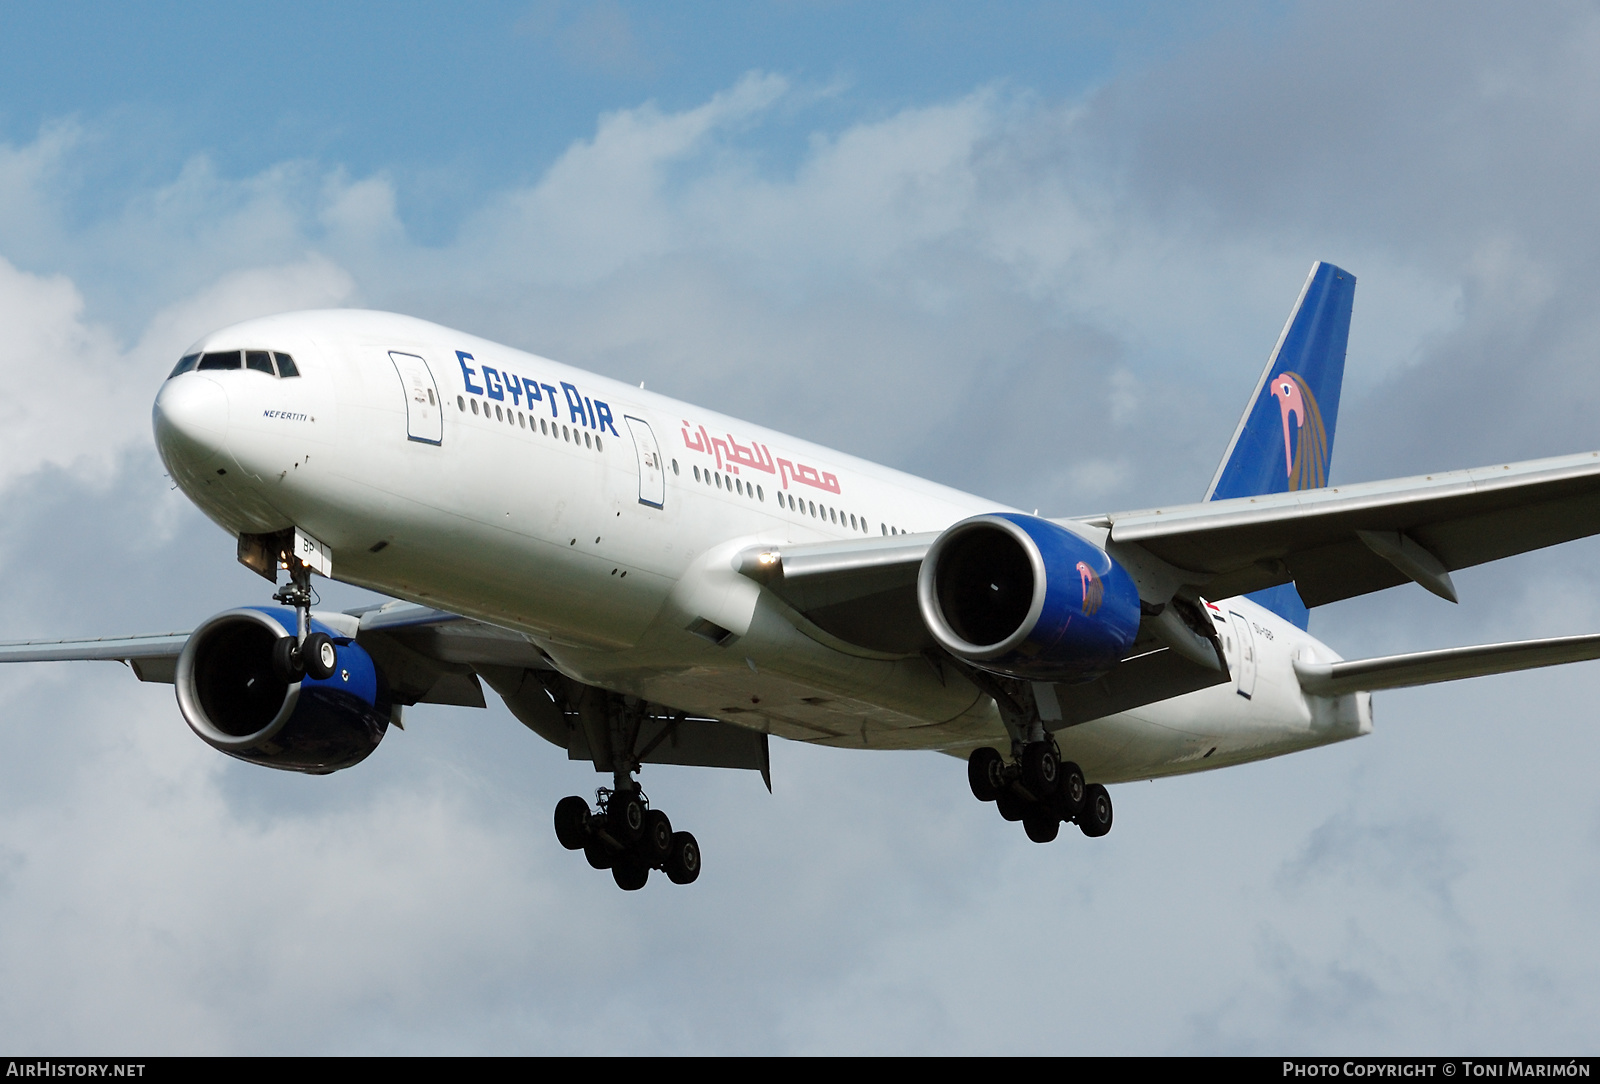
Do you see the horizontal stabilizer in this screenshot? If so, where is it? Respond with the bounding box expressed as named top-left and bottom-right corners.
top-left (1294, 632), bottom-right (1600, 697)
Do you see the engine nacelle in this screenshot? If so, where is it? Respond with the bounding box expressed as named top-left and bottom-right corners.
top-left (175, 606), bottom-right (390, 774)
top-left (918, 513), bottom-right (1141, 682)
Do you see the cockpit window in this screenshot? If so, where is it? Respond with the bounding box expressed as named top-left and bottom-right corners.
top-left (172, 348), bottom-right (300, 379)
top-left (198, 350), bottom-right (242, 371)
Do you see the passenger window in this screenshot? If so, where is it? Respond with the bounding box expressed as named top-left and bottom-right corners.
top-left (672, 459), bottom-right (679, 475)
top-left (472, 400), bottom-right (480, 415)
top-left (457, 396), bottom-right (465, 411)
top-left (169, 354), bottom-right (200, 378)
top-left (540, 419), bottom-right (548, 435)
top-left (596, 437), bottom-right (603, 452)
top-left (585, 431), bottom-right (592, 448)
top-left (519, 413), bottom-right (526, 428)
top-left (245, 350), bottom-right (274, 374)
top-left (198, 351), bottom-right (241, 371)
top-left (273, 353), bottom-right (299, 377)
top-left (756, 485), bottom-right (763, 500)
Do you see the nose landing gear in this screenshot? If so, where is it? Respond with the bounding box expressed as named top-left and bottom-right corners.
top-left (968, 744), bottom-right (1107, 841)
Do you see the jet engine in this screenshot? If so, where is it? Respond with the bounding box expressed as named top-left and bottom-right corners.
top-left (174, 606), bottom-right (390, 774)
top-left (918, 513), bottom-right (1141, 682)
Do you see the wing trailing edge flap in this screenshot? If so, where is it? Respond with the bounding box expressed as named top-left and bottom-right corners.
top-left (478, 665), bottom-right (770, 778)
top-left (1294, 632), bottom-right (1600, 698)
top-left (1036, 644), bottom-right (1232, 730)
top-left (1104, 449), bottom-right (1600, 608)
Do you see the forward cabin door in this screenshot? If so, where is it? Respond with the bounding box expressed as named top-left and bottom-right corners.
top-left (1228, 610), bottom-right (1258, 700)
top-left (625, 416), bottom-right (665, 508)
top-left (388, 351), bottom-right (443, 445)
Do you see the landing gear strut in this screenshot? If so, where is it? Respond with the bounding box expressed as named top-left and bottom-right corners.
top-left (551, 691), bottom-right (702, 890)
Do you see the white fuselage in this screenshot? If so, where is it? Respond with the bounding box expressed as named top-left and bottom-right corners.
top-left (151, 310), bottom-right (1371, 783)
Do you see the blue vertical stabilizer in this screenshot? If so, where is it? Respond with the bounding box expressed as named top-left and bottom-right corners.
top-left (1205, 262), bottom-right (1356, 628)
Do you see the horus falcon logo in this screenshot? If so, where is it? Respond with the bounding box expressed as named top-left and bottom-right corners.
top-left (1076, 561), bottom-right (1104, 616)
top-left (1269, 371), bottom-right (1329, 491)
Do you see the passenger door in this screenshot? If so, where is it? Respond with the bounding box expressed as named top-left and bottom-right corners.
top-left (388, 351), bottom-right (443, 445)
top-left (625, 416), bottom-right (665, 508)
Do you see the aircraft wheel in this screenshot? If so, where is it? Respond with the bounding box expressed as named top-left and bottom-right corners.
top-left (301, 632), bottom-right (338, 680)
top-left (665, 832), bottom-right (701, 885)
top-left (610, 792), bottom-right (645, 842)
top-left (1055, 761), bottom-right (1086, 819)
top-left (1023, 808), bottom-right (1060, 844)
top-left (638, 809), bottom-right (674, 864)
top-left (271, 636), bottom-right (305, 682)
top-left (553, 796), bottom-right (591, 850)
top-left (584, 838), bottom-right (614, 870)
top-left (995, 791), bottom-right (1027, 822)
top-left (967, 747), bottom-right (1006, 802)
top-left (1020, 742), bottom-right (1059, 797)
top-left (1078, 784), bottom-right (1113, 838)
top-left (612, 858), bottom-right (649, 891)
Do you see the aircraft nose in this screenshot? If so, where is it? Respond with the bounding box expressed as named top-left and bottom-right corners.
top-left (153, 375), bottom-right (229, 476)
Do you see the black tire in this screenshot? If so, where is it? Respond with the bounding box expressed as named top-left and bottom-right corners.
top-left (553, 796), bottom-right (591, 850)
top-left (584, 839), bottom-right (614, 870)
top-left (1078, 783), bottom-right (1113, 838)
top-left (995, 791), bottom-right (1027, 822)
top-left (638, 809), bottom-right (673, 864)
top-left (1054, 761), bottom-right (1086, 819)
top-left (271, 635), bottom-right (305, 682)
top-left (1023, 809), bottom-right (1060, 844)
top-left (302, 632), bottom-right (338, 680)
top-left (609, 792), bottom-right (645, 842)
top-left (1021, 742), bottom-right (1059, 797)
top-left (967, 747), bottom-right (1006, 802)
top-left (665, 831), bottom-right (701, 885)
top-left (612, 858), bottom-right (649, 891)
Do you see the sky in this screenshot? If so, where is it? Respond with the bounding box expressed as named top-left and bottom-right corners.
top-left (0, 0), bottom-right (1597, 1054)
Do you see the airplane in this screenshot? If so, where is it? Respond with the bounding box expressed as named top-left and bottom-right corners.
top-left (6, 260), bottom-right (1600, 892)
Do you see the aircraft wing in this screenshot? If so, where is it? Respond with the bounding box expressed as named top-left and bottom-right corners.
top-left (1102, 449), bottom-right (1600, 606)
top-left (0, 600), bottom-right (771, 776)
top-left (1294, 632), bottom-right (1600, 697)
top-left (0, 633), bottom-right (193, 683)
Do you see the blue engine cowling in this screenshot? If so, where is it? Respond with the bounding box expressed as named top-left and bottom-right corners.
top-left (918, 513), bottom-right (1141, 682)
top-left (175, 606), bottom-right (390, 774)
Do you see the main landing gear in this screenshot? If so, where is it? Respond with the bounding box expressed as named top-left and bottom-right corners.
top-left (553, 787), bottom-right (701, 890)
top-left (550, 691), bottom-right (701, 891)
top-left (968, 743), bottom-right (1113, 842)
